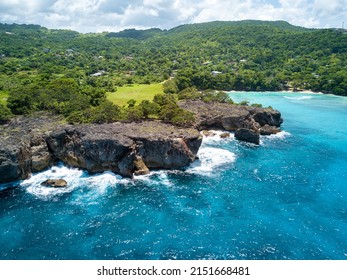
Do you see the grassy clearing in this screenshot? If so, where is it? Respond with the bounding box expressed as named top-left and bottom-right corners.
top-left (0, 91), bottom-right (8, 105)
top-left (107, 83), bottom-right (163, 106)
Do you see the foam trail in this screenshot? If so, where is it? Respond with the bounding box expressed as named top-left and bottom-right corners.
top-left (263, 131), bottom-right (291, 140)
top-left (260, 131), bottom-right (291, 145)
top-left (284, 96), bottom-right (313, 100)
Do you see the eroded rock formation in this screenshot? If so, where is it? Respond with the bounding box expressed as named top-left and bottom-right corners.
top-left (0, 101), bottom-right (283, 184)
top-left (178, 100), bottom-right (283, 144)
top-left (0, 116), bottom-right (202, 183)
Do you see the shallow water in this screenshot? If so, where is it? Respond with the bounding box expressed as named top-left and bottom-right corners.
top-left (1, 92), bottom-right (346, 260)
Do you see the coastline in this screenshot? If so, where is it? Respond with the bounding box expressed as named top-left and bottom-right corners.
top-left (227, 90), bottom-right (324, 95)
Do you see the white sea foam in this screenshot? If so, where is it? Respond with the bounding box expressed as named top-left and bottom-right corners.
top-left (187, 147), bottom-right (236, 175)
top-left (284, 95), bottom-right (313, 100)
top-left (85, 171), bottom-right (122, 188)
top-left (22, 164), bottom-right (126, 200)
top-left (135, 170), bottom-right (174, 187)
top-left (263, 130), bottom-right (291, 140)
top-left (23, 164), bottom-right (84, 200)
top-left (260, 131), bottom-right (291, 145)
top-left (201, 130), bottom-right (234, 144)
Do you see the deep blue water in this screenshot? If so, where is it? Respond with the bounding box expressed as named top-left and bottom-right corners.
top-left (1, 92), bottom-right (347, 260)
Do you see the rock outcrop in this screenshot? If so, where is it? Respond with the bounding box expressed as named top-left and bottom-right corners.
top-left (41, 179), bottom-right (67, 188)
top-left (178, 100), bottom-right (283, 144)
top-left (0, 142), bottom-right (31, 183)
top-left (0, 115), bottom-right (202, 183)
top-left (0, 100), bottom-right (284, 184)
top-left (234, 128), bottom-right (260, 145)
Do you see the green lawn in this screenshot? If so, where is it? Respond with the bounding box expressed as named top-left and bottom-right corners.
top-left (0, 91), bottom-right (8, 105)
top-left (107, 83), bottom-right (163, 106)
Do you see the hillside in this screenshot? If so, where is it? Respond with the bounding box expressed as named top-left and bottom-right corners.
top-left (0, 20), bottom-right (347, 123)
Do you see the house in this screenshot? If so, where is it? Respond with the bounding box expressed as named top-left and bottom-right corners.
top-left (212, 71), bottom-right (223, 76)
top-left (90, 70), bottom-right (106, 77)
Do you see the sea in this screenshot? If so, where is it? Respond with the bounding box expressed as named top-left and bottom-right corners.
top-left (0, 92), bottom-right (346, 260)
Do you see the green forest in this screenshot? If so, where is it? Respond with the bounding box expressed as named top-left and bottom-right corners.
top-left (1, 20), bottom-right (347, 124)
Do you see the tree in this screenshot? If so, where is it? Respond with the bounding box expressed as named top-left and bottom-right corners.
top-left (159, 103), bottom-right (195, 127)
top-left (138, 100), bottom-right (160, 118)
top-left (90, 101), bottom-right (121, 124)
top-left (62, 94), bottom-right (91, 117)
top-left (153, 94), bottom-right (176, 107)
top-left (163, 79), bottom-right (178, 94)
top-left (127, 99), bottom-right (137, 108)
top-left (7, 92), bottom-right (33, 115)
top-left (125, 107), bottom-right (144, 121)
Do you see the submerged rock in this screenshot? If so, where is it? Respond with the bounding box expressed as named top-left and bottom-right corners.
top-left (41, 179), bottom-right (67, 188)
top-left (219, 132), bottom-right (231, 139)
top-left (201, 130), bottom-right (217, 137)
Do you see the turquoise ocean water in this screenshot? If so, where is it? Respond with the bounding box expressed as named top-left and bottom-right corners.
top-left (0, 92), bottom-right (346, 260)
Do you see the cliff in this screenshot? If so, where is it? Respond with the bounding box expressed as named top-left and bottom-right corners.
top-left (178, 100), bottom-right (283, 144)
top-left (0, 102), bottom-right (283, 184)
top-left (0, 115), bottom-right (202, 184)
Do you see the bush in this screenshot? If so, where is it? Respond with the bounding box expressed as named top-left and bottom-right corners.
top-left (239, 100), bottom-right (250, 106)
top-left (90, 101), bottom-right (121, 124)
top-left (66, 111), bottom-right (87, 124)
top-left (125, 107), bottom-right (144, 121)
top-left (138, 100), bottom-right (160, 118)
top-left (62, 94), bottom-right (91, 117)
top-left (127, 99), bottom-right (136, 108)
top-left (163, 79), bottom-right (178, 94)
top-left (159, 104), bottom-right (195, 127)
top-left (0, 103), bottom-right (13, 124)
top-left (7, 92), bottom-right (33, 115)
top-left (153, 94), bottom-right (176, 107)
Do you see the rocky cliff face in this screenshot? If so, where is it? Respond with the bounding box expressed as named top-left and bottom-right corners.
top-left (179, 100), bottom-right (283, 144)
top-left (0, 101), bottom-right (283, 184)
top-left (0, 116), bottom-right (202, 184)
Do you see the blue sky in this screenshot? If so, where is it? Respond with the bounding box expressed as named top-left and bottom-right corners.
top-left (0, 0), bottom-right (346, 33)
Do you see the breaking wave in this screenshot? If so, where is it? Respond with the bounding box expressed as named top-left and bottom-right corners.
top-left (187, 147), bottom-right (236, 175)
top-left (22, 164), bottom-right (124, 200)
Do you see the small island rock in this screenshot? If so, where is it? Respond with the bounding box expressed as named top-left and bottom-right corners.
top-left (41, 179), bottom-right (68, 188)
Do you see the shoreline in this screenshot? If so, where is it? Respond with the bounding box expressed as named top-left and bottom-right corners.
top-left (226, 90), bottom-right (324, 95)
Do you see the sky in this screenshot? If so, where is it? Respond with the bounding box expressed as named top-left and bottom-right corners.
top-left (0, 0), bottom-right (346, 33)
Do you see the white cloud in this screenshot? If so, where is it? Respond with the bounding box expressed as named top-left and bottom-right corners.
top-left (0, 0), bottom-right (346, 32)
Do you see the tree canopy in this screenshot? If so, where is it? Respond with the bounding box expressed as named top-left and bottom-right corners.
top-left (1, 20), bottom-right (346, 124)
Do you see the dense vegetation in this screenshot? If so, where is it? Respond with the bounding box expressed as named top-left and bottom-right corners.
top-left (1, 20), bottom-right (347, 124)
